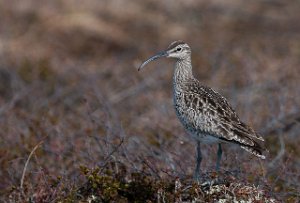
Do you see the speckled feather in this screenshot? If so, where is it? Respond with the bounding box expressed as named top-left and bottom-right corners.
top-left (171, 42), bottom-right (266, 159)
top-left (139, 41), bottom-right (266, 159)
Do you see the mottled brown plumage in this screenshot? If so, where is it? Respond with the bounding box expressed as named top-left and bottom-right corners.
top-left (139, 41), bottom-right (266, 179)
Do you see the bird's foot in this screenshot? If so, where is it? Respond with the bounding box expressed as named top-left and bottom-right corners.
top-left (215, 165), bottom-right (220, 173)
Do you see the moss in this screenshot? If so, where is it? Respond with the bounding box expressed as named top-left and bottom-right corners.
top-left (76, 166), bottom-right (160, 202)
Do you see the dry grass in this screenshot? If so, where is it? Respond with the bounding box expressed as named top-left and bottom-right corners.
top-left (0, 0), bottom-right (299, 202)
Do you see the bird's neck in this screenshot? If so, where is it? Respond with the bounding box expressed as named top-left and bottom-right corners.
top-left (173, 57), bottom-right (193, 88)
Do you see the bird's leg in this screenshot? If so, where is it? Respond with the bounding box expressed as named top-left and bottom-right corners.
top-left (216, 143), bottom-right (222, 172)
top-left (194, 140), bottom-right (202, 181)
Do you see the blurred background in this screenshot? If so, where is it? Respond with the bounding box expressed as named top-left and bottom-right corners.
top-left (0, 0), bottom-right (299, 201)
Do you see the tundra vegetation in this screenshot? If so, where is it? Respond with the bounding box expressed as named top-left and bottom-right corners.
top-left (0, 0), bottom-right (299, 202)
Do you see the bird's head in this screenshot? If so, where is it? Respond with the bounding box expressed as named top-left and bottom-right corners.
top-left (138, 41), bottom-right (191, 71)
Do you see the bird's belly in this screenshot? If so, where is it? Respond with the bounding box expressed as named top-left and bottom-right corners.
top-left (174, 97), bottom-right (219, 144)
top-left (191, 132), bottom-right (221, 144)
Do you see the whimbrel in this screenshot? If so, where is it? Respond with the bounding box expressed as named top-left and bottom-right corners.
top-left (138, 41), bottom-right (266, 180)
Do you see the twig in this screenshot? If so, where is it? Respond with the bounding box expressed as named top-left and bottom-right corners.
top-left (100, 138), bottom-right (124, 170)
top-left (140, 156), bottom-right (161, 179)
top-left (20, 140), bottom-right (44, 194)
top-left (268, 132), bottom-right (285, 168)
top-left (262, 111), bottom-right (300, 136)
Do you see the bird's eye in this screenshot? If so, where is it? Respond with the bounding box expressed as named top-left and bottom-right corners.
top-left (176, 47), bottom-right (182, 51)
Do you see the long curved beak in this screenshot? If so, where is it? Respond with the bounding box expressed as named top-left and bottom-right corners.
top-left (138, 51), bottom-right (168, 71)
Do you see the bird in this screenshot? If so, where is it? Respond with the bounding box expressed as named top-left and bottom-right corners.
top-left (138, 40), bottom-right (266, 180)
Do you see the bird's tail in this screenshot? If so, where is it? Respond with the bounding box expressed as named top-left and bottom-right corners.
top-left (240, 140), bottom-right (266, 159)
